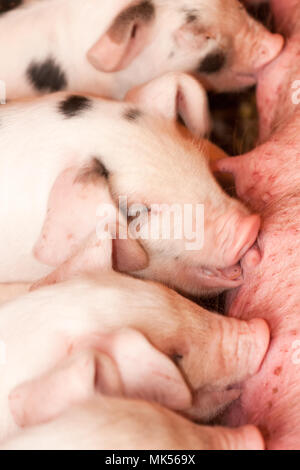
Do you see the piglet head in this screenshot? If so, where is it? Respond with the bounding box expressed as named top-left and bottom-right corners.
top-left (120, 73), bottom-right (261, 295)
top-left (129, 156), bottom-right (261, 296)
top-left (34, 74), bottom-right (260, 297)
top-left (174, 0), bottom-right (284, 91)
top-left (87, 0), bottom-right (283, 94)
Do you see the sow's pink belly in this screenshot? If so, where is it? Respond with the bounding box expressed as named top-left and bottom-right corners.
top-left (222, 0), bottom-right (300, 450)
top-left (224, 191), bottom-right (300, 450)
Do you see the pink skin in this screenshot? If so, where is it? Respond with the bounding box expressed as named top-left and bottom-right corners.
top-left (215, 0), bottom-right (300, 450)
top-left (1, 397), bottom-right (265, 451)
top-left (0, 264), bottom-right (270, 442)
top-left (0, 73), bottom-right (261, 296)
top-left (0, 0), bottom-right (284, 100)
top-left (9, 330), bottom-right (191, 429)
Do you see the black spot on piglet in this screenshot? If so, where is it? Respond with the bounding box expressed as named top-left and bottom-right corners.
top-left (198, 51), bottom-right (226, 74)
top-left (26, 57), bottom-right (67, 93)
top-left (0, 0), bottom-right (22, 14)
top-left (58, 95), bottom-right (92, 118)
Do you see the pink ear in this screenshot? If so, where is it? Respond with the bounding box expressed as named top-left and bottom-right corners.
top-left (125, 72), bottom-right (211, 137)
top-left (31, 233), bottom-right (112, 290)
top-left (34, 166), bottom-right (112, 268)
top-left (87, 25), bottom-right (151, 73)
top-left (31, 232), bottom-right (148, 291)
top-left (87, 2), bottom-right (155, 72)
top-left (107, 329), bottom-right (192, 411)
top-left (9, 351), bottom-right (122, 428)
top-left (32, 165), bottom-right (149, 290)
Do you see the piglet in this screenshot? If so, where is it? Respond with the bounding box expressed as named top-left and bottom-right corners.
top-left (0, 235), bottom-right (269, 442)
top-left (0, 73), bottom-right (260, 296)
top-left (0, 0), bottom-right (284, 100)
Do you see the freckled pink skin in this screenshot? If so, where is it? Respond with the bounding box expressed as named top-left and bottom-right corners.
top-left (223, 0), bottom-right (300, 450)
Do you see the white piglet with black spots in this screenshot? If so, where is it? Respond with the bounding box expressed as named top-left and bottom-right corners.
top-left (0, 0), bottom-right (284, 100)
top-left (0, 74), bottom-right (260, 296)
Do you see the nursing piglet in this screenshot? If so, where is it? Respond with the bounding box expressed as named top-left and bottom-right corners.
top-left (0, 74), bottom-right (260, 296)
top-left (0, 0), bottom-right (284, 100)
top-left (1, 397), bottom-right (265, 450)
top-left (0, 236), bottom-right (269, 442)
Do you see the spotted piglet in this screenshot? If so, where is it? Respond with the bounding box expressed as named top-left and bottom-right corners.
top-left (0, 73), bottom-right (261, 296)
top-left (0, 0), bottom-right (284, 101)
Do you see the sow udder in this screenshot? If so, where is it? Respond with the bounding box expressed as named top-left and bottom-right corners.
top-left (223, 0), bottom-right (300, 450)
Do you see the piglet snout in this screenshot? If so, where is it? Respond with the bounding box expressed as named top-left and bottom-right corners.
top-left (254, 33), bottom-right (284, 71)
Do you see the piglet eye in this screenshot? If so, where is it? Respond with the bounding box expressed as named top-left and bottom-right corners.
top-left (127, 206), bottom-right (151, 222)
top-left (131, 24), bottom-right (138, 39)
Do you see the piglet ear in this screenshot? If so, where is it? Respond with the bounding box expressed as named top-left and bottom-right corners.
top-left (9, 351), bottom-right (123, 428)
top-left (87, 1), bottom-right (155, 72)
top-left (108, 328), bottom-right (192, 411)
top-left (125, 72), bottom-right (211, 137)
top-left (34, 164), bottom-right (113, 268)
top-left (32, 162), bottom-right (149, 290)
top-left (31, 224), bottom-right (148, 291)
top-left (31, 232), bottom-right (113, 291)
